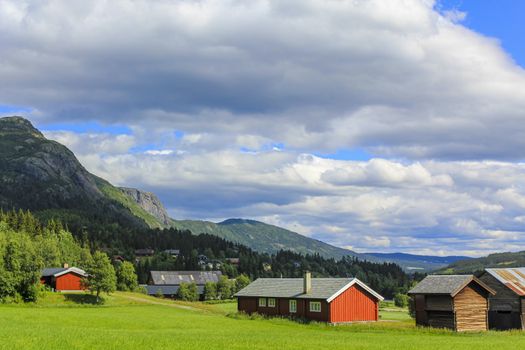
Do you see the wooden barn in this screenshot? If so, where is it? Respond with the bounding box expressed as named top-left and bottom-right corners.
top-left (40, 266), bottom-right (87, 292)
top-left (478, 268), bottom-right (525, 330)
top-left (408, 275), bottom-right (495, 331)
top-left (234, 272), bottom-right (384, 323)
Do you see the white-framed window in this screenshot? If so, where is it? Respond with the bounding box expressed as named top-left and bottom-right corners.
top-left (289, 299), bottom-right (297, 313)
top-left (309, 301), bottom-right (321, 313)
top-left (268, 298), bottom-right (276, 307)
top-left (258, 298), bottom-right (266, 307)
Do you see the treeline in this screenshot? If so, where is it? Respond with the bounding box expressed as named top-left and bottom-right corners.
top-left (131, 228), bottom-right (413, 298)
top-left (1, 210), bottom-right (416, 301)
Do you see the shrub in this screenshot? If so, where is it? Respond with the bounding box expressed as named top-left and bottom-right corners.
top-left (394, 293), bottom-right (409, 308)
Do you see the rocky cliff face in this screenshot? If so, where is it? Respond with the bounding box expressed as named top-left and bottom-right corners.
top-left (120, 187), bottom-right (171, 226)
top-left (0, 116), bottom-right (154, 230)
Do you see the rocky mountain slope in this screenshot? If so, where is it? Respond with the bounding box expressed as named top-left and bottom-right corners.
top-left (0, 116), bottom-right (165, 230)
top-left (120, 187), bottom-right (171, 226)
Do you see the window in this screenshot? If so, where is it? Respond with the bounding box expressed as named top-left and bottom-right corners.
top-left (289, 300), bottom-right (297, 313)
top-left (309, 301), bottom-right (321, 313)
top-left (258, 298), bottom-right (266, 307)
top-left (268, 298), bottom-right (276, 307)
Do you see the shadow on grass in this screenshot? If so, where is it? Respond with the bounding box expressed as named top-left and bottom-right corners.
top-left (63, 293), bottom-right (105, 305)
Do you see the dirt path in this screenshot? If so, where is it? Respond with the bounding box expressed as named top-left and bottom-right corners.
top-left (118, 294), bottom-right (201, 311)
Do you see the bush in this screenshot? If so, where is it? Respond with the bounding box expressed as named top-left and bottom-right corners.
top-left (204, 281), bottom-right (217, 300)
top-left (394, 293), bottom-right (409, 308)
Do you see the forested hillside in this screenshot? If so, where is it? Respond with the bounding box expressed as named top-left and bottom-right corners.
top-left (440, 251), bottom-right (525, 274)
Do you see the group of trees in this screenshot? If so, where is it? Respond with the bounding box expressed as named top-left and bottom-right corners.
top-left (175, 274), bottom-right (250, 302)
top-left (0, 210), bottom-right (139, 303)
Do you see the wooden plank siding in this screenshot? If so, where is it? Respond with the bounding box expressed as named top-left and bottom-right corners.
top-left (453, 284), bottom-right (488, 332)
top-left (55, 272), bottom-right (84, 291)
top-left (329, 285), bottom-right (378, 323)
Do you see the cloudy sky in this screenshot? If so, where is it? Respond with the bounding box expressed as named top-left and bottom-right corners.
top-left (1, 0), bottom-right (525, 256)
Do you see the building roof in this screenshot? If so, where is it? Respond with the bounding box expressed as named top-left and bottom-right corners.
top-left (408, 275), bottom-right (495, 296)
top-left (485, 268), bottom-right (525, 296)
top-left (149, 271), bottom-right (222, 285)
top-left (144, 285), bottom-right (205, 296)
top-left (41, 267), bottom-right (87, 278)
top-left (234, 278), bottom-right (384, 301)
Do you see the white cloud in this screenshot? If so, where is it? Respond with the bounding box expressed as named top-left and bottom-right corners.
top-left (3, 0), bottom-right (525, 256)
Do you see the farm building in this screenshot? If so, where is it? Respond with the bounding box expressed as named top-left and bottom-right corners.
top-left (478, 268), bottom-right (525, 330)
top-left (408, 275), bottom-right (495, 331)
top-left (40, 266), bottom-right (87, 291)
top-left (234, 272), bottom-right (383, 323)
top-left (145, 271), bottom-right (222, 299)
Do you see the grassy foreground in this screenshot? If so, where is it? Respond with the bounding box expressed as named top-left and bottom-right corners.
top-left (0, 292), bottom-right (523, 350)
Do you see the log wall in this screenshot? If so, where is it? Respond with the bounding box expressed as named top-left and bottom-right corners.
top-left (453, 284), bottom-right (488, 332)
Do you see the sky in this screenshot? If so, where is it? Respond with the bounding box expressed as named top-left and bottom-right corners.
top-left (1, 0), bottom-right (525, 257)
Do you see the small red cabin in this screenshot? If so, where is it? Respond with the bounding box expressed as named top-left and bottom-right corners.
top-left (234, 272), bottom-right (384, 323)
top-left (40, 266), bottom-right (87, 291)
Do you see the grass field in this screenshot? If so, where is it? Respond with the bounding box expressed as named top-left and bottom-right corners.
top-left (0, 292), bottom-right (523, 350)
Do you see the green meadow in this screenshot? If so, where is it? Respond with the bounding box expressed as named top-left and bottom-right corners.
top-left (0, 292), bottom-right (522, 350)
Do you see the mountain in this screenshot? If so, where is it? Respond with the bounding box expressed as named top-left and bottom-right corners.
top-left (1, 116), bottom-right (469, 271)
top-left (438, 251), bottom-right (525, 274)
top-left (0, 116), bottom-right (166, 231)
top-left (366, 252), bottom-right (472, 272)
top-left (170, 218), bottom-right (363, 259)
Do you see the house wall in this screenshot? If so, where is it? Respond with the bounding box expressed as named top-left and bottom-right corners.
top-left (412, 294), bottom-right (455, 330)
top-left (329, 285), bottom-right (378, 323)
top-left (55, 273), bottom-right (84, 291)
top-left (236, 297), bottom-right (329, 322)
top-left (479, 273), bottom-right (524, 330)
top-left (453, 283), bottom-right (488, 332)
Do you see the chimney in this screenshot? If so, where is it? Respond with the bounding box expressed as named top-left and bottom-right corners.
top-left (63, 263), bottom-right (69, 268)
top-left (303, 271), bottom-right (311, 294)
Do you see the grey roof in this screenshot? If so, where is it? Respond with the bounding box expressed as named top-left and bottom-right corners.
top-left (145, 285), bottom-right (205, 296)
top-left (150, 271), bottom-right (222, 285)
top-left (234, 278), bottom-right (383, 301)
top-left (408, 275), bottom-right (495, 296)
top-left (42, 268), bottom-right (68, 277)
top-left (41, 267), bottom-right (87, 278)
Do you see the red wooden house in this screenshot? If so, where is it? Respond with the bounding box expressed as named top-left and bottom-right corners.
top-left (40, 266), bottom-right (87, 291)
top-left (234, 272), bottom-right (384, 323)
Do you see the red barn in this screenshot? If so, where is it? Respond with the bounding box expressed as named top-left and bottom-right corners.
top-left (234, 272), bottom-right (383, 323)
top-left (40, 266), bottom-right (87, 291)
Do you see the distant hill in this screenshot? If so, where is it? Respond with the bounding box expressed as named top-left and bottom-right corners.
top-left (438, 251), bottom-right (525, 274)
top-left (366, 252), bottom-right (472, 272)
top-left (170, 218), bottom-right (364, 260)
top-left (0, 116), bottom-right (166, 232)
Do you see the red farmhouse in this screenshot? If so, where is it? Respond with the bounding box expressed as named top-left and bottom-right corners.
top-left (235, 272), bottom-right (383, 323)
top-left (40, 266), bottom-right (87, 291)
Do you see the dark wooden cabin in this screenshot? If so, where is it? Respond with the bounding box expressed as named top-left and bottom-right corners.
top-left (408, 275), bottom-right (495, 332)
top-left (479, 268), bottom-right (525, 330)
top-left (234, 272), bottom-right (384, 323)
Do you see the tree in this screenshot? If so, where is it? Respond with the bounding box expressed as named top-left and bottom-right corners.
top-left (235, 274), bottom-right (250, 293)
top-left (177, 282), bottom-right (190, 301)
top-left (116, 261), bottom-right (139, 291)
top-left (217, 275), bottom-right (233, 300)
top-left (203, 281), bottom-right (217, 300)
top-left (394, 293), bottom-right (409, 308)
top-left (187, 282), bottom-right (199, 301)
top-left (85, 251), bottom-right (116, 302)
